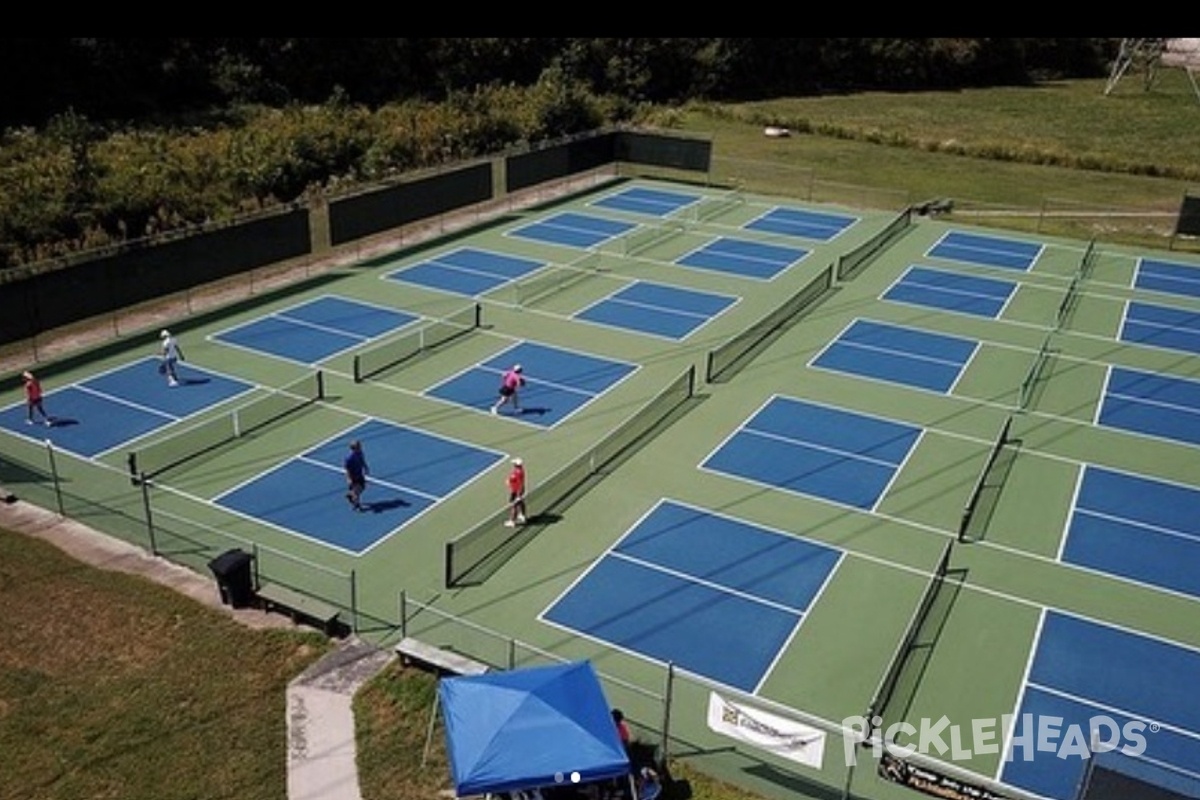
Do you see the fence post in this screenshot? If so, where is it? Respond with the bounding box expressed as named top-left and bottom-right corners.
top-left (661, 662), bottom-right (674, 763)
top-left (399, 590), bottom-right (407, 639)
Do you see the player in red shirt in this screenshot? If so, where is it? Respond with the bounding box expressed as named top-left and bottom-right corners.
top-left (505, 457), bottom-right (527, 527)
top-left (22, 371), bottom-right (52, 426)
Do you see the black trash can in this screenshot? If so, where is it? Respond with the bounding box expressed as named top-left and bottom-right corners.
top-left (208, 548), bottom-right (255, 609)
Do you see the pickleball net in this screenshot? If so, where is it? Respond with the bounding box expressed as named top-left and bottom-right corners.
top-left (127, 369), bottom-right (325, 482)
top-left (623, 218), bottom-right (688, 259)
top-left (836, 206), bottom-right (914, 281)
top-left (957, 415), bottom-right (1015, 543)
top-left (512, 251), bottom-right (603, 308)
top-left (1056, 274), bottom-right (1082, 330)
top-left (688, 188), bottom-right (744, 224)
top-left (1055, 239), bottom-right (1098, 330)
top-left (1080, 238), bottom-right (1098, 278)
top-left (706, 263), bottom-right (835, 383)
top-left (444, 364), bottom-right (697, 588)
top-left (863, 537), bottom-right (954, 745)
top-left (1017, 334), bottom-right (1055, 411)
top-left (353, 302), bottom-right (481, 382)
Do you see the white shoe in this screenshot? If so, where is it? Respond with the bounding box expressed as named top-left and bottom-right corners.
top-left (504, 519), bottom-right (516, 528)
top-left (25, 419), bottom-right (33, 425)
top-left (516, 514), bottom-right (526, 524)
top-left (168, 379), bottom-right (179, 387)
top-left (490, 406), bottom-right (498, 415)
top-left (43, 419), bottom-right (53, 427)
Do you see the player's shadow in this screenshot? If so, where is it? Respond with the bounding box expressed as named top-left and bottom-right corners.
top-left (179, 377), bottom-right (211, 386)
top-left (363, 497), bottom-right (410, 513)
top-left (524, 512), bottom-right (561, 526)
top-left (45, 417), bottom-right (79, 428)
top-left (516, 406), bottom-right (549, 417)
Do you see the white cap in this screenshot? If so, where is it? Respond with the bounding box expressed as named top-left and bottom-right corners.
top-left (511, 457), bottom-right (523, 466)
top-left (160, 329), bottom-right (170, 339)
top-left (513, 364), bottom-right (523, 373)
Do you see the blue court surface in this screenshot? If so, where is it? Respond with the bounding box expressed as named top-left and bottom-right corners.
top-left (676, 236), bottom-right (808, 280)
top-left (927, 230), bottom-right (1043, 272)
top-left (214, 418), bottom-right (504, 555)
top-left (425, 340), bottom-right (638, 427)
top-left (0, 357), bottom-right (253, 458)
top-left (1062, 465), bottom-right (1200, 599)
top-left (506, 212), bottom-right (634, 250)
top-left (212, 295), bottom-right (419, 364)
top-left (701, 396), bottom-right (922, 510)
top-left (591, 186), bottom-right (699, 217)
top-left (1119, 300), bottom-right (1200, 356)
top-left (1098, 366), bottom-right (1200, 448)
top-left (810, 318), bottom-right (978, 393)
top-left (1135, 257), bottom-right (1200, 299)
top-left (743, 206), bottom-right (857, 242)
top-left (882, 265), bottom-right (1016, 318)
top-left (1001, 609), bottom-right (1200, 800)
top-left (540, 498), bottom-right (843, 693)
top-left (573, 280), bottom-right (738, 340)
top-left (385, 247), bottom-right (545, 297)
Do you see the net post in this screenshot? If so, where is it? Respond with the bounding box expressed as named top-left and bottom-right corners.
top-left (139, 474), bottom-right (157, 555)
top-left (127, 452), bottom-right (140, 486)
top-left (44, 439), bottom-right (64, 516)
top-left (353, 355), bottom-right (363, 384)
top-left (316, 369), bottom-right (325, 400)
top-left (474, 302), bottom-right (482, 329)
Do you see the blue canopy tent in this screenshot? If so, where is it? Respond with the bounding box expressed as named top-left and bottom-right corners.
top-left (439, 661), bottom-right (632, 797)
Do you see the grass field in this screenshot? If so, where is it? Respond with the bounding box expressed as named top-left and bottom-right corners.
top-left (3, 76), bottom-right (1200, 800)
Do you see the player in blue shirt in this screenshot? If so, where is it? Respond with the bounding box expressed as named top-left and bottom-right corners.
top-left (344, 440), bottom-right (369, 512)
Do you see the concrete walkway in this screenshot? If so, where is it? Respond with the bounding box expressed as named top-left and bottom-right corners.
top-left (0, 495), bottom-right (388, 800)
top-left (288, 639), bottom-right (395, 800)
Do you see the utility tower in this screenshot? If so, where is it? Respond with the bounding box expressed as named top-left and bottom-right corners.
top-left (1105, 38), bottom-right (1200, 102)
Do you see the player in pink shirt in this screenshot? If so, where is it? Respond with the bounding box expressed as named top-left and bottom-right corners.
top-left (490, 363), bottom-right (524, 415)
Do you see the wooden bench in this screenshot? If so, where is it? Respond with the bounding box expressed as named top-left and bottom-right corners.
top-left (914, 197), bottom-right (954, 216)
top-left (256, 582), bottom-right (344, 637)
top-left (395, 637), bottom-right (489, 676)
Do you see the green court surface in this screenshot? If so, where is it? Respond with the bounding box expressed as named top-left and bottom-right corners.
top-left (5, 178), bottom-right (1200, 800)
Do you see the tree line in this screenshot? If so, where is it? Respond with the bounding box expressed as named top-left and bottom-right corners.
top-left (0, 39), bottom-right (1118, 269)
top-left (3, 39), bottom-right (1114, 129)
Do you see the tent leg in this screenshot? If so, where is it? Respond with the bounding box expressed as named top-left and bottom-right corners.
top-left (422, 690), bottom-right (442, 768)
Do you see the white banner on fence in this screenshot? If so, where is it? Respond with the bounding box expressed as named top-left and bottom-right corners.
top-left (706, 692), bottom-right (826, 769)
